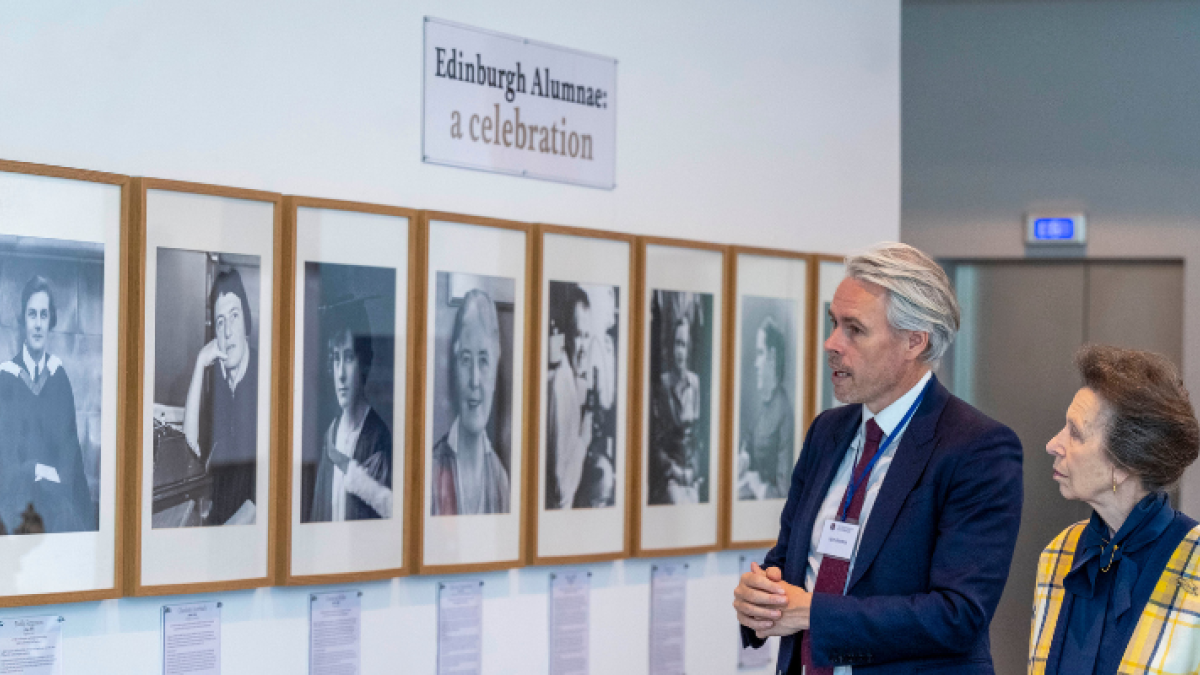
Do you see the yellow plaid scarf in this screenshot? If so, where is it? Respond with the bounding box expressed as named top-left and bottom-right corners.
top-left (1030, 521), bottom-right (1200, 674)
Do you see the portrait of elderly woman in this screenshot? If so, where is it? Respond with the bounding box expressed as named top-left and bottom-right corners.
top-left (303, 289), bottom-right (394, 523)
top-left (430, 275), bottom-right (515, 516)
top-left (647, 289), bottom-right (714, 505)
top-left (1029, 345), bottom-right (1200, 673)
top-left (0, 274), bottom-right (98, 534)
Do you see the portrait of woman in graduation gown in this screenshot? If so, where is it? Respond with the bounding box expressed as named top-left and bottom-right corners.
top-left (0, 275), bottom-right (96, 534)
top-left (306, 299), bottom-right (393, 522)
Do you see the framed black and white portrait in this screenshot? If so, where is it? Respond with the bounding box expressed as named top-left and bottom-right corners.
top-left (282, 197), bottom-right (416, 584)
top-left (813, 255), bottom-right (846, 417)
top-left (417, 212), bottom-right (531, 573)
top-left (634, 239), bottom-right (725, 556)
top-left (133, 179), bottom-right (282, 594)
top-left (530, 225), bottom-right (633, 565)
top-left (0, 160), bottom-right (129, 606)
top-left (726, 248), bottom-right (810, 548)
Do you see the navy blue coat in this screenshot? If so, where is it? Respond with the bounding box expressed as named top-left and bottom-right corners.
top-left (742, 376), bottom-right (1023, 674)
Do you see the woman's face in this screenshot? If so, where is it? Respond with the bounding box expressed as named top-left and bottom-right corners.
top-left (1046, 387), bottom-right (1116, 504)
top-left (24, 291), bottom-right (51, 356)
top-left (454, 308), bottom-right (497, 437)
top-left (330, 330), bottom-right (363, 410)
top-left (214, 292), bottom-right (248, 372)
top-left (673, 323), bottom-right (690, 374)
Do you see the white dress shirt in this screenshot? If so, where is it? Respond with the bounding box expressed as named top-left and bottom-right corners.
top-left (802, 370), bottom-right (931, 674)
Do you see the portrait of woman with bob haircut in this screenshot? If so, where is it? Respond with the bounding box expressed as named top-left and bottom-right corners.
top-left (0, 274), bottom-right (96, 534)
top-left (306, 298), bottom-right (393, 522)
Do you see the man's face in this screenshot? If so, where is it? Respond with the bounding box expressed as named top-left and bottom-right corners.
top-left (454, 307), bottom-right (497, 437)
top-left (572, 303), bottom-right (592, 381)
top-left (754, 328), bottom-right (777, 396)
top-left (329, 330), bottom-right (363, 410)
top-left (824, 278), bottom-right (912, 410)
top-left (673, 323), bottom-right (690, 373)
top-left (214, 292), bottom-right (248, 372)
top-left (24, 291), bottom-right (50, 356)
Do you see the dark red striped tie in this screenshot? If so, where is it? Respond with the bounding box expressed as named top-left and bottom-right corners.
top-left (799, 418), bottom-right (884, 674)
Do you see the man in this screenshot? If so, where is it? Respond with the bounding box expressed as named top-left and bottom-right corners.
top-left (738, 316), bottom-right (795, 500)
top-left (183, 267), bottom-right (258, 527)
top-left (733, 243), bottom-right (1023, 673)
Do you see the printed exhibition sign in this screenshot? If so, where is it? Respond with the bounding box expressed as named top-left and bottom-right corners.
top-left (423, 17), bottom-right (617, 190)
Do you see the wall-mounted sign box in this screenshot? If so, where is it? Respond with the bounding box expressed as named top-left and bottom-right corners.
top-left (423, 17), bottom-right (618, 190)
top-left (1025, 213), bottom-right (1086, 245)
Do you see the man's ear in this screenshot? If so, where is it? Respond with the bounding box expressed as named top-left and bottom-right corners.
top-left (907, 330), bottom-right (929, 360)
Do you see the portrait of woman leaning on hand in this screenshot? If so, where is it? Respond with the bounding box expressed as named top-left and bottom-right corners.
top-left (1030, 344), bottom-right (1200, 674)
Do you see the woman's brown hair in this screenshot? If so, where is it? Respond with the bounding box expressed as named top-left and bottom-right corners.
top-left (1077, 344), bottom-right (1200, 491)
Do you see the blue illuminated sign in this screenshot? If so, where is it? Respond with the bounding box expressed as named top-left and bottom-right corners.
top-left (1033, 218), bottom-right (1076, 240)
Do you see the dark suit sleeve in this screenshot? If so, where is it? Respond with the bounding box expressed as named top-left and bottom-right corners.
top-left (740, 414), bottom-right (823, 650)
top-left (808, 423), bottom-right (1023, 664)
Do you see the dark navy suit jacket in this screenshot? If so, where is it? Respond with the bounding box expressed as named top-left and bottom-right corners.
top-left (742, 376), bottom-right (1023, 674)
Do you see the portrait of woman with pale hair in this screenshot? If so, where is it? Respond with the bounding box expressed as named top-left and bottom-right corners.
top-left (430, 284), bottom-right (512, 516)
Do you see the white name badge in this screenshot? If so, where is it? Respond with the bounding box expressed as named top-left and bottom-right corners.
top-left (816, 520), bottom-right (860, 561)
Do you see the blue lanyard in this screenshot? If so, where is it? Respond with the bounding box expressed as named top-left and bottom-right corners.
top-left (838, 380), bottom-right (930, 522)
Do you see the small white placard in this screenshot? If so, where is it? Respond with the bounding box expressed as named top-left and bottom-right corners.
top-left (737, 557), bottom-right (775, 670)
top-left (438, 581), bottom-right (484, 675)
top-left (816, 519), bottom-right (860, 562)
top-left (0, 615), bottom-right (62, 675)
top-left (162, 601), bottom-right (221, 675)
top-left (309, 591), bottom-right (362, 675)
top-left (423, 17), bottom-right (617, 189)
top-left (549, 571), bottom-right (591, 675)
top-left (649, 563), bottom-right (687, 675)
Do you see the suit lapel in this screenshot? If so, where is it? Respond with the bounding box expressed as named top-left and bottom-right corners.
top-left (788, 407), bottom-right (860, 580)
top-left (846, 376), bottom-right (949, 592)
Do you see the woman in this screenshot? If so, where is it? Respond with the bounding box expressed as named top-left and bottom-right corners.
top-left (0, 275), bottom-right (95, 534)
top-left (307, 299), bottom-right (393, 522)
top-left (431, 289), bottom-right (510, 516)
top-left (1029, 345), bottom-right (1200, 674)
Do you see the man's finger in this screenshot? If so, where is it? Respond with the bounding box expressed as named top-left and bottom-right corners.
top-left (740, 616), bottom-right (776, 632)
top-left (733, 597), bottom-right (783, 619)
top-left (764, 566), bottom-right (783, 583)
top-left (742, 572), bottom-right (786, 597)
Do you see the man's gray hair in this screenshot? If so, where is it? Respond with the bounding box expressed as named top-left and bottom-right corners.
top-left (844, 242), bottom-right (960, 364)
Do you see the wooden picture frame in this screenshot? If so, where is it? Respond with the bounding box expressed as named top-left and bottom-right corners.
top-left (127, 178), bottom-right (284, 596)
top-left (810, 254), bottom-right (846, 422)
top-left (527, 224), bottom-right (636, 566)
top-left (0, 159), bottom-right (130, 607)
top-left (632, 236), bottom-right (728, 557)
top-left (414, 211), bottom-right (534, 574)
top-left (277, 196), bottom-right (420, 586)
top-left (722, 246), bottom-right (813, 549)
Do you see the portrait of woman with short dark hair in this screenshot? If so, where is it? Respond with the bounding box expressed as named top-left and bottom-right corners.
top-left (0, 274), bottom-right (97, 534)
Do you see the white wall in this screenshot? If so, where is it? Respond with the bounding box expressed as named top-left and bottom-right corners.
top-left (0, 1), bottom-right (900, 673)
top-left (901, 0), bottom-right (1200, 515)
